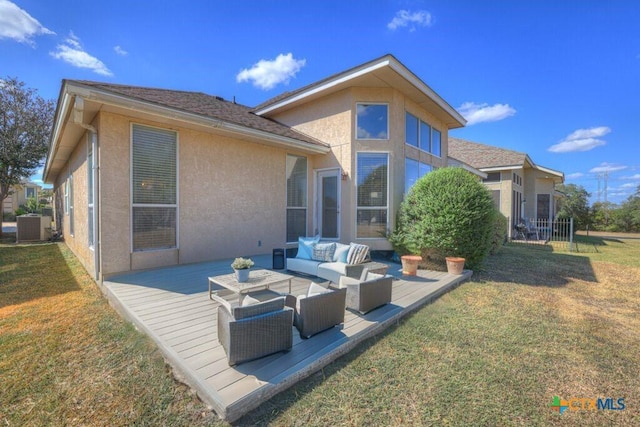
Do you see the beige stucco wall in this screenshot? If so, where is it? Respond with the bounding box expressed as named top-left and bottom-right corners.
top-left (271, 87), bottom-right (451, 251)
top-left (95, 111), bottom-right (298, 276)
top-left (53, 129), bottom-right (95, 278)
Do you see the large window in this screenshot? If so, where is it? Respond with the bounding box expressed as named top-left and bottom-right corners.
top-left (357, 104), bottom-right (388, 139)
top-left (405, 158), bottom-right (432, 194)
top-left (357, 153), bottom-right (388, 238)
top-left (131, 124), bottom-right (177, 251)
top-left (405, 112), bottom-right (441, 156)
top-left (537, 194), bottom-right (550, 220)
top-left (286, 155), bottom-right (307, 243)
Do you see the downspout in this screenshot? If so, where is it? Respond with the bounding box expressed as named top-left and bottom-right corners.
top-left (73, 96), bottom-right (101, 281)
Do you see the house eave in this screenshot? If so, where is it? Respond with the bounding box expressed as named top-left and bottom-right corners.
top-left (43, 82), bottom-right (329, 183)
top-left (254, 55), bottom-right (466, 129)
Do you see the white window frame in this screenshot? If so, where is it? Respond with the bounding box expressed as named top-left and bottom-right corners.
top-left (355, 151), bottom-right (389, 239)
top-left (130, 123), bottom-right (179, 252)
top-left (87, 132), bottom-right (95, 249)
top-left (356, 103), bottom-right (389, 140)
top-left (68, 172), bottom-right (74, 236)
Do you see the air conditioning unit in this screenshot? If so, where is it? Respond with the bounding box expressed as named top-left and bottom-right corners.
top-left (16, 214), bottom-right (52, 243)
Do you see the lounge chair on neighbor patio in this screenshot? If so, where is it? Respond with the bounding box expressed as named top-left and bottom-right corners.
top-left (335, 269), bottom-right (393, 314)
top-left (293, 282), bottom-right (346, 338)
top-left (217, 295), bottom-right (293, 366)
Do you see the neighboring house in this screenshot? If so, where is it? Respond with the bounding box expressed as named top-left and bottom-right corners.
top-left (43, 54), bottom-right (466, 280)
top-left (2, 182), bottom-right (42, 214)
top-left (448, 137), bottom-right (564, 235)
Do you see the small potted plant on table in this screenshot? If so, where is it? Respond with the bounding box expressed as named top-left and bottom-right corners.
top-left (231, 257), bottom-right (254, 282)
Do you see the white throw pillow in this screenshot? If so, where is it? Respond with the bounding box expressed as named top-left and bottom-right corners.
top-left (241, 294), bottom-right (260, 306)
top-left (307, 282), bottom-right (331, 297)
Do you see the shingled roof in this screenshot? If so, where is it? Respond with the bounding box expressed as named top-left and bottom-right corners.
top-left (448, 137), bottom-right (529, 169)
top-left (71, 80), bottom-right (327, 149)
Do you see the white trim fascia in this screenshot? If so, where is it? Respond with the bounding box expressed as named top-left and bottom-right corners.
top-left (532, 164), bottom-right (564, 179)
top-left (480, 165), bottom-right (523, 172)
top-left (43, 91), bottom-right (73, 182)
top-left (254, 56), bottom-right (466, 127)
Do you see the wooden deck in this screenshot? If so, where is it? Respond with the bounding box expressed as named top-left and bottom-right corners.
top-left (102, 255), bottom-right (472, 422)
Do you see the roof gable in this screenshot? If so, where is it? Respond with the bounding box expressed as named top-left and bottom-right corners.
top-left (253, 54), bottom-right (466, 129)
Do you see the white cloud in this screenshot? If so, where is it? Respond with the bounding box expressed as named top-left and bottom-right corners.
top-left (387, 10), bottom-right (433, 31)
top-left (566, 172), bottom-right (584, 179)
top-left (621, 174), bottom-right (640, 180)
top-left (114, 45), bottom-right (128, 56)
top-left (236, 53), bottom-right (306, 90)
top-left (0, 0), bottom-right (54, 45)
top-left (589, 162), bottom-right (627, 174)
top-left (50, 32), bottom-right (112, 76)
top-left (548, 126), bottom-right (610, 153)
top-left (457, 102), bottom-right (516, 125)
top-left (621, 183), bottom-right (637, 189)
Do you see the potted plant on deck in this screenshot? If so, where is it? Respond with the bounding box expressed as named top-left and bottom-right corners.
top-left (231, 257), bottom-right (254, 282)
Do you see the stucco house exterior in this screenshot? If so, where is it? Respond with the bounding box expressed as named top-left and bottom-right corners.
top-left (43, 54), bottom-right (466, 280)
top-left (2, 181), bottom-right (43, 215)
top-left (448, 137), bottom-right (564, 236)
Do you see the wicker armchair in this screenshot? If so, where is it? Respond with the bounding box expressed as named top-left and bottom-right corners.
top-left (217, 296), bottom-right (294, 366)
top-left (294, 284), bottom-right (347, 338)
top-left (337, 270), bottom-right (393, 314)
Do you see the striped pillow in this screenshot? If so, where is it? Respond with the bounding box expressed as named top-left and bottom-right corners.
top-left (346, 243), bottom-right (369, 265)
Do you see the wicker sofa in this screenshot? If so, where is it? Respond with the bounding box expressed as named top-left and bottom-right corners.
top-left (286, 238), bottom-right (371, 284)
top-left (217, 296), bottom-right (293, 365)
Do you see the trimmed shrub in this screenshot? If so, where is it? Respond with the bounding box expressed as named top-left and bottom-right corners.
top-left (389, 167), bottom-right (496, 270)
top-left (490, 211), bottom-right (508, 255)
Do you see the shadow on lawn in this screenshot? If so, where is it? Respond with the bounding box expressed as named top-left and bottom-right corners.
top-left (0, 242), bottom-right (81, 309)
top-left (475, 243), bottom-right (597, 287)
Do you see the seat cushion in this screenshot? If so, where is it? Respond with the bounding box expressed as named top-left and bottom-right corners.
top-left (316, 262), bottom-right (348, 284)
top-left (286, 257), bottom-right (322, 276)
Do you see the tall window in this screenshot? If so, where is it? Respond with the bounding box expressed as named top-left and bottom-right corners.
top-left (286, 154), bottom-right (307, 243)
top-left (432, 128), bottom-right (441, 157)
top-left (537, 194), bottom-right (550, 220)
top-left (356, 104), bottom-right (388, 139)
top-left (68, 174), bottom-right (74, 236)
top-left (357, 153), bottom-right (388, 238)
top-left (405, 158), bottom-right (432, 194)
top-left (405, 112), bottom-right (440, 156)
top-left (131, 124), bottom-right (177, 251)
top-left (25, 187), bottom-right (36, 199)
top-left (87, 133), bottom-right (95, 248)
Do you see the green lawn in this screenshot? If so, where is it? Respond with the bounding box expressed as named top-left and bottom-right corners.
top-left (1, 234), bottom-right (638, 426)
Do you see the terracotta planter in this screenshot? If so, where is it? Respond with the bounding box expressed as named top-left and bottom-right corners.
top-left (401, 255), bottom-right (422, 276)
top-left (445, 257), bottom-right (465, 275)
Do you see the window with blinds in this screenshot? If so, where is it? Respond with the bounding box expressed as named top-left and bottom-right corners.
top-left (131, 124), bottom-right (177, 251)
top-left (286, 154), bottom-right (307, 243)
top-left (356, 152), bottom-right (388, 238)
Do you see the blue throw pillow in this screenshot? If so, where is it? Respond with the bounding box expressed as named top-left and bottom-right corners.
top-left (296, 235), bottom-right (320, 260)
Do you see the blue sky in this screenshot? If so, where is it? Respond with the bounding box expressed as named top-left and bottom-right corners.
top-left (2, 0), bottom-right (638, 204)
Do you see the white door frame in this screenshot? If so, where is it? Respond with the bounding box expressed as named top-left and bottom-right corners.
top-left (314, 168), bottom-right (341, 240)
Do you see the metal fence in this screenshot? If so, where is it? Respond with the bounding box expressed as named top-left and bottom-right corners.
top-left (509, 217), bottom-right (574, 252)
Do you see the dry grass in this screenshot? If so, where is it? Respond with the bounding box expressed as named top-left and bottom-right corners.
top-left (1, 233), bottom-right (639, 426)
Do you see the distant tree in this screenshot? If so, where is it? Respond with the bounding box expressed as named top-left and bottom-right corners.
top-left (0, 77), bottom-right (54, 235)
top-left (556, 184), bottom-right (590, 230)
top-left (590, 201), bottom-right (617, 231)
top-left (613, 187), bottom-right (640, 232)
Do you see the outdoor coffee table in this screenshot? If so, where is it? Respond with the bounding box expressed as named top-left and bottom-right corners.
top-left (208, 269), bottom-right (293, 304)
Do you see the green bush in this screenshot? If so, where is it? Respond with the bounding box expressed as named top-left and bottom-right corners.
top-left (14, 207), bottom-right (28, 217)
top-left (389, 167), bottom-right (496, 270)
top-left (490, 211), bottom-right (508, 255)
